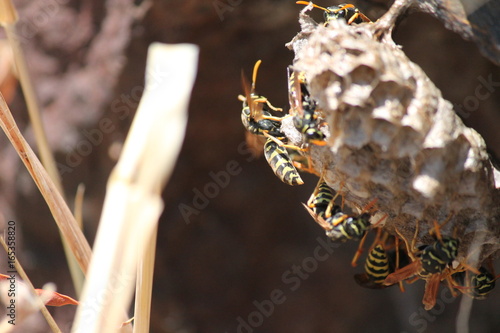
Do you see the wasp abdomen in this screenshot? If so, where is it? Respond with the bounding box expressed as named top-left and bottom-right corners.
top-left (365, 244), bottom-right (390, 283)
top-left (264, 139), bottom-right (304, 186)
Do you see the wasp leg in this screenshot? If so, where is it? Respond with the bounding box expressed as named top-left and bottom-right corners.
top-left (395, 224), bottom-right (418, 262)
top-left (263, 132), bottom-right (307, 152)
top-left (307, 176), bottom-right (326, 208)
top-left (252, 96), bottom-right (284, 114)
top-left (324, 181), bottom-right (345, 219)
top-left (394, 236), bottom-right (406, 292)
top-left (346, 12), bottom-right (372, 24)
top-left (264, 100), bottom-right (284, 113)
top-left (347, 12), bottom-right (360, 25)
top-left (423, 274), bottom-right (442, 310)
top-left (292, 153), bottom-right (317, 175)
top-left (351, 231), bottom-right (369, 267)
top-left (357, 12), bottom-right (372, 23)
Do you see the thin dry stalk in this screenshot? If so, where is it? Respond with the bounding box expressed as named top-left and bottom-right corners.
top-left (70, 184), bottom-right (87, 297)
top-left (0, 0), bottom-right (63, 194)
top-left (72, 42), bottom-right (198, 333)
top-left (0, 237), bottom-right (61, 333)
top-left (0, 92), bottom-right (92, 274)
top-left (1, 0), bottom-right (85, 292)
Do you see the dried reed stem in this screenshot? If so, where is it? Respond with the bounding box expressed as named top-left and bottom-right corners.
top-left (72, 42), bottom-right (198, 333)
top-left (1, 0), bottom-right (85, 292)
top-left (0, 92), bottom-right (92, 273)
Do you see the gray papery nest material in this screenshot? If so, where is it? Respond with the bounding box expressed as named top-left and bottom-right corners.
top-left (283, 4), bottom-right (500, 265)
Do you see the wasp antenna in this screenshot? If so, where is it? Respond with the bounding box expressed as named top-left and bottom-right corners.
top-left (333, 3), bottom-right (356, 13)
top-left (252, 60), bottom-right (262, 92)
top-left (395, 226), bottom-right (415, 261)
top-left (430, 220), bottom-right (442, 241)
top-left (296, 1), bottom-right (330, 13)
top-left (430, 213), bottom-right (453, 241)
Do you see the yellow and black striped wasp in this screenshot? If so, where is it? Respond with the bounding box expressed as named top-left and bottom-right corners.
top-left (296, 1), bottom-right (372, 25)
top-left (239, 60), bottom-right (284, 139)
top-left (304, 177), bottom-right (340, 219)
top-left (263, 138), bottom-right (304, 186)
top-left (303, 180), bottom-right (377, 243)
top-left (288, 67), bottom-right (326, 146)
top-left (323, 196), bottom-right (379, 244)
top-left (384, 220), bottom-right (459, 310)
top-left (451, 266), bottom-right (498, 299)
top-left (354, 244), bottom-right (391, 288)
top-left (354, 232), bottom-right (409, 290)
top-left (239, 60), bottom-right (304, 186)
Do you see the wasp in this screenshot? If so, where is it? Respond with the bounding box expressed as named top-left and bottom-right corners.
top-left (384, 220), bottom-right (459, 310)
top-left (326, 212), bottom-right (372, 242)
top-left (288, 67), bottom-right (326, 146)
top-left (325, 196), bottom-right (379, 243)
top-left (239, 60), bottom-right (285, 139)
top-left (305, 178), bottom-right (342, 219)
top-left (239, 60), bottom-right (304, 186)
top-left (354, 243), bottom-right (390, 288)
top-left (263, 136), bottom-right (305, 186)
top-left (354, 232), bottom-right (409, 290)
top-left (451, 266), bottom-right (497, 299)
top-left (296, 2), bottom-right (372, 25)
top-left (304, 190), bottom-right (377, 243)
top-left (286, 149), bottom-right (319, 176)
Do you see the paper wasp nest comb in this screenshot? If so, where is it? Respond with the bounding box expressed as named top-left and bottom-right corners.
top-left (284, 7), bottom-right (500, 264)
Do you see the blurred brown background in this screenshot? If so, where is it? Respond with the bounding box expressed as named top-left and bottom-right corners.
top-left (0, 0), bottom-right (499, 332)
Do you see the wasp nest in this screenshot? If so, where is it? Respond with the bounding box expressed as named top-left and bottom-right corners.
top-left (283, 7), bottom-right (500, 265)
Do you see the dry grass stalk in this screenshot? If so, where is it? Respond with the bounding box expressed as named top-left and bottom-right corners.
top-left (1, 0), bottom-right (86, 293)
top-left (0, 92), bottom-right (92, 274)
top-left (0, 237), bottom-right (61, 333)
top-left (70, 184), bottom-right (87, 297)
top-left (72, 42), bottom-right (198, 333)
top-left (0, 0), bottom-right (63, 194)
